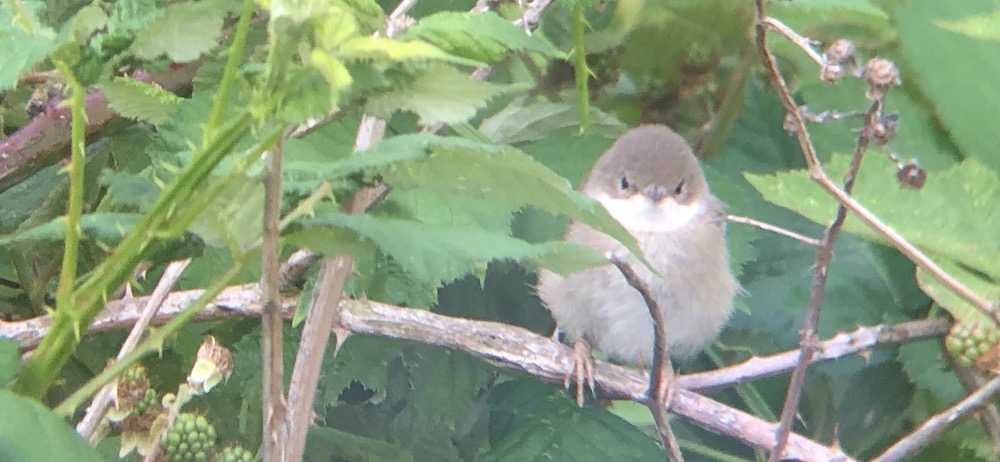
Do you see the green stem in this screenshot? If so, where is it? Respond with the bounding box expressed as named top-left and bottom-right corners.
top-left (203, 0), bottom-right (256, 145)
top-left (52, 63), bottom-right (86, 324)
top-left (13, 113), bottom-right (254, 398)
top-left (571, 2), bottom-right (590, 134)
top-left (54, 254), bottom-right (249, 416)
top-left (168, 124), bottom-right (286, 238)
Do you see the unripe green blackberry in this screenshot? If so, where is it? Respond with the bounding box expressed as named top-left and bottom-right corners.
top-left (163, 413), bottom-right (217, 462)
top-left (215, 445), bottom-right (254, 462)
top-left (945, 321), bottom-right (1000, 367)
top-left (134, 387), bottom-right (159, 415)
top-left (110, 363), bottom-right (152, 421)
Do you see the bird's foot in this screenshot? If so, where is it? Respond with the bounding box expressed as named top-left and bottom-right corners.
top-left (562, 339), bottom-right (596, 406)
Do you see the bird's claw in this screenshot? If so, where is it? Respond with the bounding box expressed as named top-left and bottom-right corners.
top-left (562, 339), bottom-right (597, 406)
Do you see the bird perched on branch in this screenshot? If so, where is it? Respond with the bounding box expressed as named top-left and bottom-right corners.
top-left (537, 125), bottom-right (737, 403)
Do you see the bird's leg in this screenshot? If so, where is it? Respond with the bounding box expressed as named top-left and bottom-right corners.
top-left (564, 338), bottom-right (597, 406)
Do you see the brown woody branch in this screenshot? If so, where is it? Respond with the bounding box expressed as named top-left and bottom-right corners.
top-left (4, 284), bottom-right (953, 460)
top-left (0, 62), bottom-right (200, 193)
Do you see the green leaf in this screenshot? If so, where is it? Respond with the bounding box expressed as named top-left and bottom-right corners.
top-left (746, 154), bottom-right (1000, 323)
top-left (385, 188), bottom-right (517, 233)
top-left (0, 390), bottom-right (104, 462)
top-left (896, 340), bottom-right (963, 403)
top-left (318, 335), bottom-right (400, 406)
top-left (478, 100), bottom-right (625, 145)
top-left (339, 37), bottom-right (484, 66)
top-left (290, 211), bottom-right (604, 284)
top-left (887, 1), bottom-right (1000, 174)
top-left (365, 64), bottom-right (518, 125)
top-left (378, 143), bottom-right (647, 267)
top-left (0, 6), bottom-right (60, 91)
top-left (388, 347), bottom-right (493, 461)
top-left (479, 380), bottom-right (662, 462)
top-left (306, 427), bottom-right (413, 462)
top-left (0, 338), bottom-right (18, 386)
top-left (1, 213), bottom-right (141, 245)
top-left (934, 9), bottom-right (1000, 41)
top-left (401, 11), bottom-right (564, 64)
top-left (131, 0), bottom-right (229, 62)
top-left (102, 171), bottom-right (160, 208)
top-left (917, 260), bottom-right (1000, 326)
top-left (188, 176), bottom-right (264, 252)
top-left (97, 77), bottom-right (182, 124)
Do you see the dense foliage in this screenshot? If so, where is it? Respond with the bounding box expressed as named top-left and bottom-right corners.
top-left (1, 0), bottom-right (999, 460)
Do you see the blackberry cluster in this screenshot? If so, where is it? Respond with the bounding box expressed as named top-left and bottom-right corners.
top-left (163, 413), bottom-right (217, 462)
top-left (215, 445), bottom-right (255, 462)
top-left (945, 321), bottom-right (1000, 367)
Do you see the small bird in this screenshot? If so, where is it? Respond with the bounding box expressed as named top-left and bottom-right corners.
top-left (536, 125), bottom-right (737, 401)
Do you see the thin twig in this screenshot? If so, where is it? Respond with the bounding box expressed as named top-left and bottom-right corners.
top-left (761, 17), bottom-right (823, 65)
top-left (727, 215), bottom-right (820, 247)
top-left (752, 1), bottom-right (997, 323)
top-left (260, 135), bottom-right (285, 461)
top-left (757, 2), bottom-right (884, 456)
top-left (770, 94), bottom-right (882, 462)
top-left (280, 0), bottom-right (419, 457)
top-left (950, 357), bottom-right (1000, 454)
top-left (281, 119), bottom-right (388, 462)
top-left (75, 259), bottom-right (191, 441)
top-left (608, 255), bottom-right (684, 462)
top-left (872, 375), bottom-right (1000, 462)
top-left (679, 318), bottom-right (949, 392)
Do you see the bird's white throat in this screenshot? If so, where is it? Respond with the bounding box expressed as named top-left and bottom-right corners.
top-left (596, 193), bottom-right (706, 233)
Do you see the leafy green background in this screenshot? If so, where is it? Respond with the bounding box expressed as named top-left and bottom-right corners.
top-left (1, 0), bottom-right (998, 460)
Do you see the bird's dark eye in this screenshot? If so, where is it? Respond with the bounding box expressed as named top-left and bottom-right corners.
top-left (672, 180), bottom-right (685, 196)
top-left (619, 176), bottom-right (630, 190)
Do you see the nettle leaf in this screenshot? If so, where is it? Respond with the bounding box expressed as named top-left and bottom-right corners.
top-left (481, 380), bottom-right (662, 462)
top-left (0, 213), bottom-right (140, 245)
top-left (131, 0), bottom-right (229, 62)
top-left (935, 10), bottom-right (1000, 42)
top-left (478, 100), bottom-right (625, 145)
top-left (388, 347), bottom-right (494, 461)
top-left (318, 336), bottom-right (401, 406)
top-left (0, 338), bottom-right (18, 386)
top-left (97, 77), bottom-right (182, 124)
top-left (0, 390), bottom-right (104, 462)
top-left (365, 65), bottom-right (518, 125)
top-left (188, 176), bottom-right (264, 252)
top-left (102, 171), bottom-right (160, 208)
top-left (378, 143), bottom-right (647, 266)
top-left (290, 212), bottom-right (604, 284)
top-left (0, 6), bottom-right (60, 91)
top-left (917, 260), bottom-right (1000, 326)
top-left (401, 11), bottom-right (564, 64)
top-left (888, 1), bottom-right (1000, 175)
top-left (746, 153), bottom-right (1000, 323)
top-left (385, 188), bottom-right (517, 233)
top-left (339, 37), bottom-right (483, 66)
top-left (306, 427), bottom-right (413, 462)
top-left (896, 340), bottom-right (963, 404)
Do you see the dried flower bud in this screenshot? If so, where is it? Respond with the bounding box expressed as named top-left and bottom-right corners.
top-left (187, 336), bottom-right (234, 394)
top-left (825, 39), bottom-right (856, 65)
top-left (896, 160), bottom-right (927, 189)
top-left (867, 114), bottom-right (899, 145)
top-left (821, 63), bottom-right (845, 83)
top-left (863, 58), bottom-right (901, 100)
